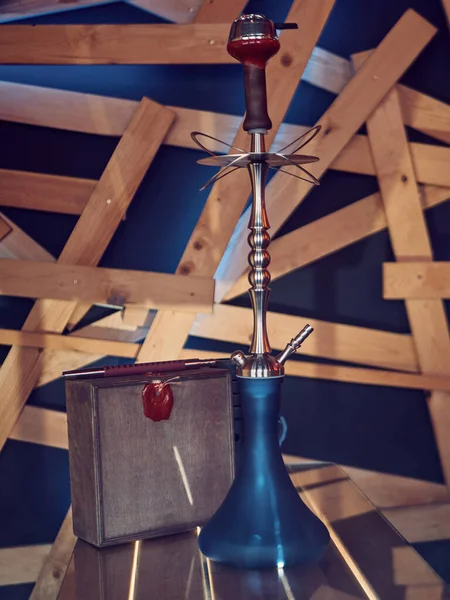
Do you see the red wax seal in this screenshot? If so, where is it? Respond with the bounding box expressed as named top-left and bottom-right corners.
top-left (142, 382), bottom-right (173, 421)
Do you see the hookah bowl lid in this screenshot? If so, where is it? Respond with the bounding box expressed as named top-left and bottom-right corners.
top-left (228, 14), bottom-right (277, 43)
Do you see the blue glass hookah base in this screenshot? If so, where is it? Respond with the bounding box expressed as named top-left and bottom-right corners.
top-left (198, 377), bottom-right (329, 569)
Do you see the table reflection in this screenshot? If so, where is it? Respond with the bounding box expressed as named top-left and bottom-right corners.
top-left (60, 529), bottom-right (365, 600)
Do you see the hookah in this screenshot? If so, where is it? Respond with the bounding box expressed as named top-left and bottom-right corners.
top-left (192, 15), bottom-right (330, 570)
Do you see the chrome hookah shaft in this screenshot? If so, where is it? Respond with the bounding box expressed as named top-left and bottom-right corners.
top-left (226, 15), bottom-right (313, 378)
top-left (247, 132), bottom-right (270, 359)
top-left (191, 14), bottom-right (321, 378)
top-left (232, 137), bottom-right (312, 377)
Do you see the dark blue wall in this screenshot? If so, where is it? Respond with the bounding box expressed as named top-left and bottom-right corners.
top-left (0, 1), bottom-right (449, 594)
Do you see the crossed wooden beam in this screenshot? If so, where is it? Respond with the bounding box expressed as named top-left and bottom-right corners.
top-left (0, 0), bottom-right (204, 24)
top-left (0, 0), bottom-right (450, 596)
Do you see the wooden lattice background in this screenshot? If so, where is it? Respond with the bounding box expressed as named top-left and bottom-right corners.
top-left (0, 0), bottom-right (450, 597)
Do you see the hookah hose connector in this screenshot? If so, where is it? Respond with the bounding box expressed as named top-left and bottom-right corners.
top-left (276, 324), bottom-right (314, 365)
top-left (231, 324), bottom-right (314, 377)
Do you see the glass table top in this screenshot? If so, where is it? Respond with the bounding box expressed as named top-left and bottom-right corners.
top-left (57, 465), bottom-right (449, 600)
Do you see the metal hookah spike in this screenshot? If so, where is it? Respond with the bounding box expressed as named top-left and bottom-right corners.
top-left (191, 125), bottom-right (322, 191)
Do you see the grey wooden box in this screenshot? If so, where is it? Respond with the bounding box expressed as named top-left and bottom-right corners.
top-left (65, 368), bottom-right (235, 547)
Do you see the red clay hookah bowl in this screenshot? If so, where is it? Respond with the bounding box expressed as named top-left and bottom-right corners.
top-left (227, 15), bottom-right (280, 132)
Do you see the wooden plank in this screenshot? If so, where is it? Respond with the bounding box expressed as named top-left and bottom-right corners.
top-left (3, 38), bottom-right (446, 138)
top-left (127, 0), bottom-right (246, 25)
top-left (384, 262), bottom-right (450, 299)
top-left (0, 258), bottom-right (214, 313)
top-left (0, 0), bottom-right (110, 22)
top-left (331, 135), bottom-right (450, 187)
top-left (0, 98), bottom-right (174, 452)
top-left (0, 544), bottom-right (51, 585)
top-left (442, 0), bottom-right (450, 27)
top-left (0, 211), bottom-right (55, 262)
top-left (65, 303), bottom-right (92, 330)
top-left (300, 46), bottom-right (450, 144)
top-left (283, 454), bottom-right (329, 467)
top-left (0, 215), bottom-right (12, 242)
top-left (0, 80), bottom-right (241, 144)
top-left (43, 96), bottom-right (174, 331)
top-left (125, 0), bottom-right (203, 23)
top-left (383, 503), bottom-right (450, 543)
top-left (3, 0), bottom-right (242, 27)
top-left (405, 587), bottom-right (449, 600)
top-left (180, 348), bottom-right (450, 392)
top-left (0, 327), bottom-right (140, 358)
top-left (137, 310), bottom-right (196, 362)
top-left (30, 509), bottom-right (75, 600)
top-left (391, 547), bottom-right (445, 587)
top-left (0, 215), bottom-right (126, 322)
top-left (285, 455), bottom-right (450, 530)
top-left (293, 467), bottom-right (446, 597)
top-left (397, 84), bottom-right (450, 145)
top-left (356, 65), bottom-right (450, 486)
top-left (342, 466), bottom-right (448, 508)
top-left (73, 310), bottom-right (149, 340)
top-left (296, 469), bottom-right (375, 522)
top-left (54, 560), bottom-right (75, 600)
top-left (137, 0), bottom-right (336, 363)
top-left (38, 351), bottom-right (100, 387)
top-left (70, 312), bottom-right (147, 344)
top-left (409, 142), bottom-right (450, 187)
top-left (285, 468), bottom-right (385, 596)
top-left (214, 10), bottom-right (437, 301)
top-left (0, 169), bottom-right (95, 215)
top-left (193, 0), bottom-right (246, 23)
top-left (304, 47), bottom-right (450, 144)
top-left (10, 406), bottom-right (68, 449)
top-left (280, 356), bottom-right (450, 392)
top-left (225, 185), bottom-right (450, 300)
top-left (0, 81), bottom-right (138, 136)
top-left (0, 24), bottom-right (232, 64)
top-left (1, 42), bottom-right (448, 139)
top-left (303, 46), bottom-right (353, 95)
top-left (37, 312), bottom-right (148, 387)
top-left (168, 105), bottom-right (243, 150)
top-left (427, 390), bottom-right (450, 490)
top-left (122, 306), bottom-right (154, 327)
top-left (1, 78), bottom-right (449, 182)
top-left (190, 304), bottom-right (419, 372)
top-left (289, 457), bottom-right (449, 532)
